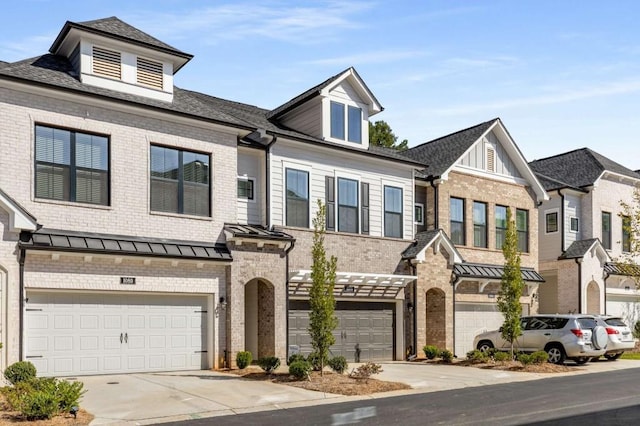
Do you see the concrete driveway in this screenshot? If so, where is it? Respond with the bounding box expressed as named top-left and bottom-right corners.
top-left (80, 360), bottom-right (640, 425)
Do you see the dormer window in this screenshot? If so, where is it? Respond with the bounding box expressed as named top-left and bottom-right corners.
top-left (92, 46), bottom-right (121, 80)
top-left (330, 101), bottom-right (362, 144)
top-left (137, 57), bottom-right (163, 89)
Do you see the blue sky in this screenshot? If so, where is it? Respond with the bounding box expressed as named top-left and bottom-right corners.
top-left (2, 1), bottom-right (640, 167)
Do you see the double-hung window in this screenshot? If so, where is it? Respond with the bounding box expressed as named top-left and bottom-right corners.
top-left (237, 178), bottom-right (254, 200)
top-left (622, 215), bottom-right (631, 253)
top-left (35, 125), bottom-right (109, 205)
top-left (384, 186), bottom-right (403, 238)
top-left (516, 209), bottom-right (529, 253)
top-left (602, 211), bottom-right (612, 250)
top-left (338, 178), bottom-right (358, 233)
top-left (330, 101), bottom-right (362, 143)
top-left (546, 211), bottom-right (558, 233)
top-left (495, 205), bottom-right (507, 249)
top-left (450, 197), bottom-right (465, 245)
top-left (285, 168), bottom-right (309, 227)
top-left (473, 201), bottom-right (487, 248)
top-left (150, 145), bottom-right (210, 217)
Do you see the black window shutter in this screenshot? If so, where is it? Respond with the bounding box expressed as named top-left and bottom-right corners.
top-left (326, 176), bottom-right (335, 231)
top-left (361, 182), bottom-right (369, 234)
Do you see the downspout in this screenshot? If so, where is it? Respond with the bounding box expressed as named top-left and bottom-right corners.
top-left (558, 189), bottom-right (565, 252)
top-left (575, 258), bottom-right (583, 313)
top-left (265, 136), bottom-right (278, 229)
top-left (18, 247), bottom-right (26, 361)
top-left (284, 239), bottom-right (296, 360)
top-left (410, 263), bottom-right (417, 359)
top-left (430, 180), bottom-right (439, 229)
top-left (603, 270), bottom-right (610, 315)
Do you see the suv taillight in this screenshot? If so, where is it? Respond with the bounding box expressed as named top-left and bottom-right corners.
top-left (606, 327), bottom-right (619, 335)
top-left (571, 329), bottom-right (583, 338)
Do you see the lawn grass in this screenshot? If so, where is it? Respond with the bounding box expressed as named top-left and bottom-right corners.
top-left (620, 352), bottom-right (640, 360)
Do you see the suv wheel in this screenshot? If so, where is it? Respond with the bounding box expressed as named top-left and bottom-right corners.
top-left (477, 341), bottom-right (494, 352)
top-left (574, 357), bottom-right (589, 365)
top-left (604, 353), bottom-right (622, 361)
top-left (546, 344), bottom-right (566, 365)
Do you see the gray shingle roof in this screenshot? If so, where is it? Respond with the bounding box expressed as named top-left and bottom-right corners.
top-left (50, 17), bottom-right (192, 60)
top-left (529, 148), bottom-right (640, 191)
top-left (20, 228), bottom-right (232, 261)
top-left (267, 67), bottom-right (382, 120)
top-left (559, 238), bottom-right (600, 259)
top-left (403, 118), bottom-right (498, 179)
top-left (453, 262), bottom-right (544, 282)
top-left (401, 229), bottom-right (442, 259)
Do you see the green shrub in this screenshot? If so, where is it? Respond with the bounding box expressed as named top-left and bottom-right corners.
top-left (423, 345), bottom-right (439, 360)
top-left (492, 351), bottom-right (511, 362)
top-left (328, 356), bottom-right (348, 374)
top-left (307, 352), bottom-right (326, 371)
top-left (530, 351), bottom-right (549, 364)
top-left (289, 360), bottom-right (312, 380)
top-left (634, 321), bottom-right (640, 339)
top-left (466, 349), bottom-right (488, 363)
top-left (516, 352), bottom-right (532, 365)
top-left (4, 361), bottom-right (37, 385)
top-left (55, 380), bottom-right (85, 412)
top-left (257, 356), bottom-right (280, 374)
top-left (440, 349), bottom-right (453, 363)
top-left (349, 362), bottom-right (383, 382)
top-left (236, 351), bottom-right (252, 369)
top-left (288, 353), bottom-right (306, 365)
top-left (20, 389), bottom-right (59, 420)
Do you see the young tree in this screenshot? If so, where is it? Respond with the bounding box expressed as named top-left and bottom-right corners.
top-left (308, 200), bottom-right (338, 376)
top-left (497, 208), bottom-right (524, 358)
top-left (369, 120), bottom-right (409, 151)
top-left (619, 190), bottom-right (640, 285)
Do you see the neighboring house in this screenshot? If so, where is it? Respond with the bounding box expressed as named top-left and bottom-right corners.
top-left (401, 119), bottom-right (548, 356)
top-left (530, 148), bottom-right (640, 327)
top-left (0, 17), bottom-right (422, 376)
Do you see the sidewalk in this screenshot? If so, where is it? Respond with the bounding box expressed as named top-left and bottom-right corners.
top-left (81, 360), bottom-right (640, 425)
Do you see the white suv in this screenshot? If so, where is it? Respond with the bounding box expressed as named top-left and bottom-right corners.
top-left (473, 314), bottom-right (608, 364)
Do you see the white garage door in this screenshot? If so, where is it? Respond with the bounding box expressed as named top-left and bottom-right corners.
top-left (25, 291), bottom-right (209, 376)
top-left (455, 302), bottom-right (504, 357)
top-left (606, 294), bottom-right (640, 329)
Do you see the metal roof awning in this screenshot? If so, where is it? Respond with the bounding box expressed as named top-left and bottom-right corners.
top-left (19, 228), bottom-right (232, 262)
top-left (224, 223), bottom-right (294, 248)
top-left (453, 263), bottom-right (544, 283)
top-left (605, 262), bottom-right (640, 277)
top-left (288, 270), bottom-right (416, 299)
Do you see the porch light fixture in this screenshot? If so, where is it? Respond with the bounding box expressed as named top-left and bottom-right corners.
top-left (215, 296), bottom-right (227, 317)
top-left (407, 302), bottom-right (414, 313)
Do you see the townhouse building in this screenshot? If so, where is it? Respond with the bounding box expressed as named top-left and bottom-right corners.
top-left (530, 148), bottom-right (640, 326)
top-left (400, 119), bottom-right (548, 356)
top-left (0, 16), bottom-right (425, 376)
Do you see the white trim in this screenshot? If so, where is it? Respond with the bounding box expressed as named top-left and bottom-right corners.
top-left (411, 229), bottom-right (464, 266)
top-left (0, 191), bottom-right (38, 232)
top-left (452, 164), bottom-right (530, 186)
top-left (544, 208), bottom-right (560, 235)
top-left (414, 203), bottom-right (425, 225)
top-left (335, 171), bottom-right (362, 234)
top-left (319, 68), bottom-right (382, 115)
top-left (289, 270), bottom-right (416, 287)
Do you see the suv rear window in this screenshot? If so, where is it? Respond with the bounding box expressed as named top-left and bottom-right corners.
top-left (577, 318), bottom-right (598, 329)
top-left (605, 318), bottom-right (627, 327)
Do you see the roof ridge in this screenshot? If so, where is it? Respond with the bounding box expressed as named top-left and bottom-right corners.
top-left (529, 147), bottom-right (589, 164)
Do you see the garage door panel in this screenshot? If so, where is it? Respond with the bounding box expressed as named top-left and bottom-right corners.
top-left (455, 303), bottom-right (504, 356)
top-left (25, 291), bottom-right (209, 376)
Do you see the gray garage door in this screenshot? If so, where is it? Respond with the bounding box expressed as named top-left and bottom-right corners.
top-left (289, 300), bottom-right (395, 362)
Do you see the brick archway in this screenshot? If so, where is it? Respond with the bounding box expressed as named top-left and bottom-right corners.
top-left (425, 288), bottom-right (446, 349)
top-left (586, 281), bottom-right (600, 315)
top-left (245, 278), bottom-right (275, 359)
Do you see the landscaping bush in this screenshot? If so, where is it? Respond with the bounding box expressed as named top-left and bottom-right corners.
top-left (20, 389), bottom-right (59, 420)
top-left (466, 349), bottom-right (488, 363)
top-left (2, 377), bottom-right (85, 420)
top-left (349, 362), bottom-right (383, 382)
top-left (530, 351), bottom-right (549, 364)
top-left (257, 356), bottom-right (280, 374)
top-left (287, 353), bottom-right (306, 365)
top-left (307, 352), bottom-right (326, 371)
top-left (634, 321), bottom-right (640, 339)
top-left (423, 345), bottom-right (439, 360)
top-left (328, 356), bottom-right (348, 374)
top-left (492, 351), bottom-right (511, 362)
top-left (4, 361), bottom-right (37, 385)
top-left (236, 351), bottom-right (253, 369)
top-left (516, 352), bottom-right (533, 365)
top-left (288, 360), bottom-right (311, 380)
top-left (440, 349), bottom-right (453, 363)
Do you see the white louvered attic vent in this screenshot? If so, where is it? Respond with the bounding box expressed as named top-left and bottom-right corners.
top-left (137, 57), bottom-right (164, 89)
top-left (92, 46), bottom-right (121, 80)
top-left (487, 147), bottom-right (495, 172)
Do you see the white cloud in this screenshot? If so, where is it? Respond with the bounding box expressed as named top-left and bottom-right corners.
top-left (305, 49), bottom-right (427, 66)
